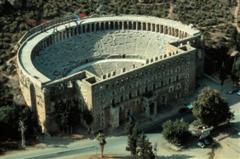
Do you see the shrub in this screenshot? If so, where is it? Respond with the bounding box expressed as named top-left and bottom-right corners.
top-left (163, 119), bottom-right (190, 146)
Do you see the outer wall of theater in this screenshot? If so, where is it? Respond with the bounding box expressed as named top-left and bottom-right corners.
top-left (90, 49), bottom-right (197, 130)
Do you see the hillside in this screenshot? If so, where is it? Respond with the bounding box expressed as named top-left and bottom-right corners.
top-left (0, 0), bottom-right (238, 105)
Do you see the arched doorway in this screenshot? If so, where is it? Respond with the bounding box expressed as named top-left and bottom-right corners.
top-left (149, 103), bottom-right (154, 116)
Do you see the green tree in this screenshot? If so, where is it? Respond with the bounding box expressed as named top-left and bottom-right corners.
top-left (192, 87), bottom-right (234, 127)
top-left (0, 104), bottom-right (39, 142)
top-left (232, 57), bottom-right (240, 85)
top-left (162, 119), bottom-right (190, 146)
top-left (136, 133), bottom-right (155, 159)
top-left (126, 120), bottom-right (138, 157)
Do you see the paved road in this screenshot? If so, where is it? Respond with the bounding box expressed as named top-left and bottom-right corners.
top-left (1, 77), bottom-right (240, 159)
top-left (144, 113), bottom-right (195, 133)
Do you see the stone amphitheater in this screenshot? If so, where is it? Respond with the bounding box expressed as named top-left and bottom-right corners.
top-left (17, 15), bottom-right (203, 133)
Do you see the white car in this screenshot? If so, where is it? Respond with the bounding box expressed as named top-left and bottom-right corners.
top-left (237, 91), bottom-right (240, 96)
top-left (197, 141), bottom-right (206, 148)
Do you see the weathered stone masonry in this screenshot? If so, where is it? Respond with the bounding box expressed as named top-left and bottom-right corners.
top-left (17, 15), bottom-right (203, 133)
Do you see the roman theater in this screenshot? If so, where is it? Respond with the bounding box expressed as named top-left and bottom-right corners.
top-left (17, 15), bottom-right (203, 133)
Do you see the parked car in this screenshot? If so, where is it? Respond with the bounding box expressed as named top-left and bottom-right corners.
top-left (226, 89), bottom-right (239, 94)
top-left (184, 103), bottom-right (193, 110)
top-left (197, 136), bottom-right (213, 148)
top-left (178, 107), bottom-right (192, 114)
top-left (197, 141), bottom-right (206, 148)
top-left (237, 91), bottom-right (240, 96)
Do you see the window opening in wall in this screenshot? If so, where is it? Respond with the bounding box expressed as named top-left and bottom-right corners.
top-left (165, 27), bottom-right (168, 34)
top-left (129, 93), bottom-right (132, 99)
top-left (153, 84), bottom-right (156, 90)
top-left (129, 21), bottom-right (132, 29)
top-left (112, 99), bottom-right (115, 106)
top-left (91, 23), bottom-right (95, 32)
top-left (78, 25), bottom-right (81, 34)
top-left (157, 24), bottom-right (159, 32)
top-left (149, 103), bottom-right (154, 115)
top-left (133, 22), bottom-right (136, 29)
top-left (86, 24), bottom-right (90, 32)
top-left (115, 21), bottom-right (119, 29)
top-left (177, 83), bottom-right (181, 89)
top-left (148, 23), bottom-right (151, 31)
top-left (119, 22), bottom-right (122, 29)
top-left (152, 24), bottom-right (155, 32)
top-left (124, 21), bottom-right (128, 29)
top-left (138, 22), bottom-right (141, 30)
top-left (162, 96), bottom-right (166, 103)
top-left (143, 23), bottom-right (146, 30)
top-left (105, 22), bottom-right (109, 30)
top-left (101, 22), bottom-right (104, 31)
top-left (82, 25), bottom-right (85, 33)
top-left (160, 25), bottom-right (163, 33)
top-left (96, 23), bottom-right (100, 31)
top-left (110, 21), bottom-right (114, 30)
top-left (137, 90), bottom-right (140, 96)
top-left (74, 27), bottom-right (77, 35)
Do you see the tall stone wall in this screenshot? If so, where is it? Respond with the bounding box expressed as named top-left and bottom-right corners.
top-left (90, 48), bottom-right (197, 130)
top-left (17, 16), bottom-right (202, 133)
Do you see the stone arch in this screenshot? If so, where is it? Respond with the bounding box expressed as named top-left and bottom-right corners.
top-left (100, 22), bottom-right (104, 31)
top-left (82, 24), bottom-right (86, 33)
top-left (114, 21), bottom-right (118, 29)
top-left (119, 21), bottom-right (123, 29)
top-left (137, 21), bottom-right (141, 30)
top-left (149, 103), bottom-right (154, 115)
top-left (142, 22), bottom-right (146, 30)
top-left (105, 21), bottom-right (109, 30)
top-left (133, 21), bottom-right (136, 29)
top-left (78, 25), bottom-right (81, 34)
top-left (156, 24), bottom-right (159, 32)
top-left (96, 22), bottom-right (100, 31)
top-left (147, 23), bottom-right (151, 31)
top-left (152, 23), bottom-right (155, 32)
top-left (129, 21), bottom-right (132, 29)
top-left (110, 21), bottom-right (114, 30)
top-left (91, 23), bottom-right (95, 32)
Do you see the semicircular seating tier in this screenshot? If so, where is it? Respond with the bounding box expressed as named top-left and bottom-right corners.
top-left (17, 15), bottom-right (200, 84)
